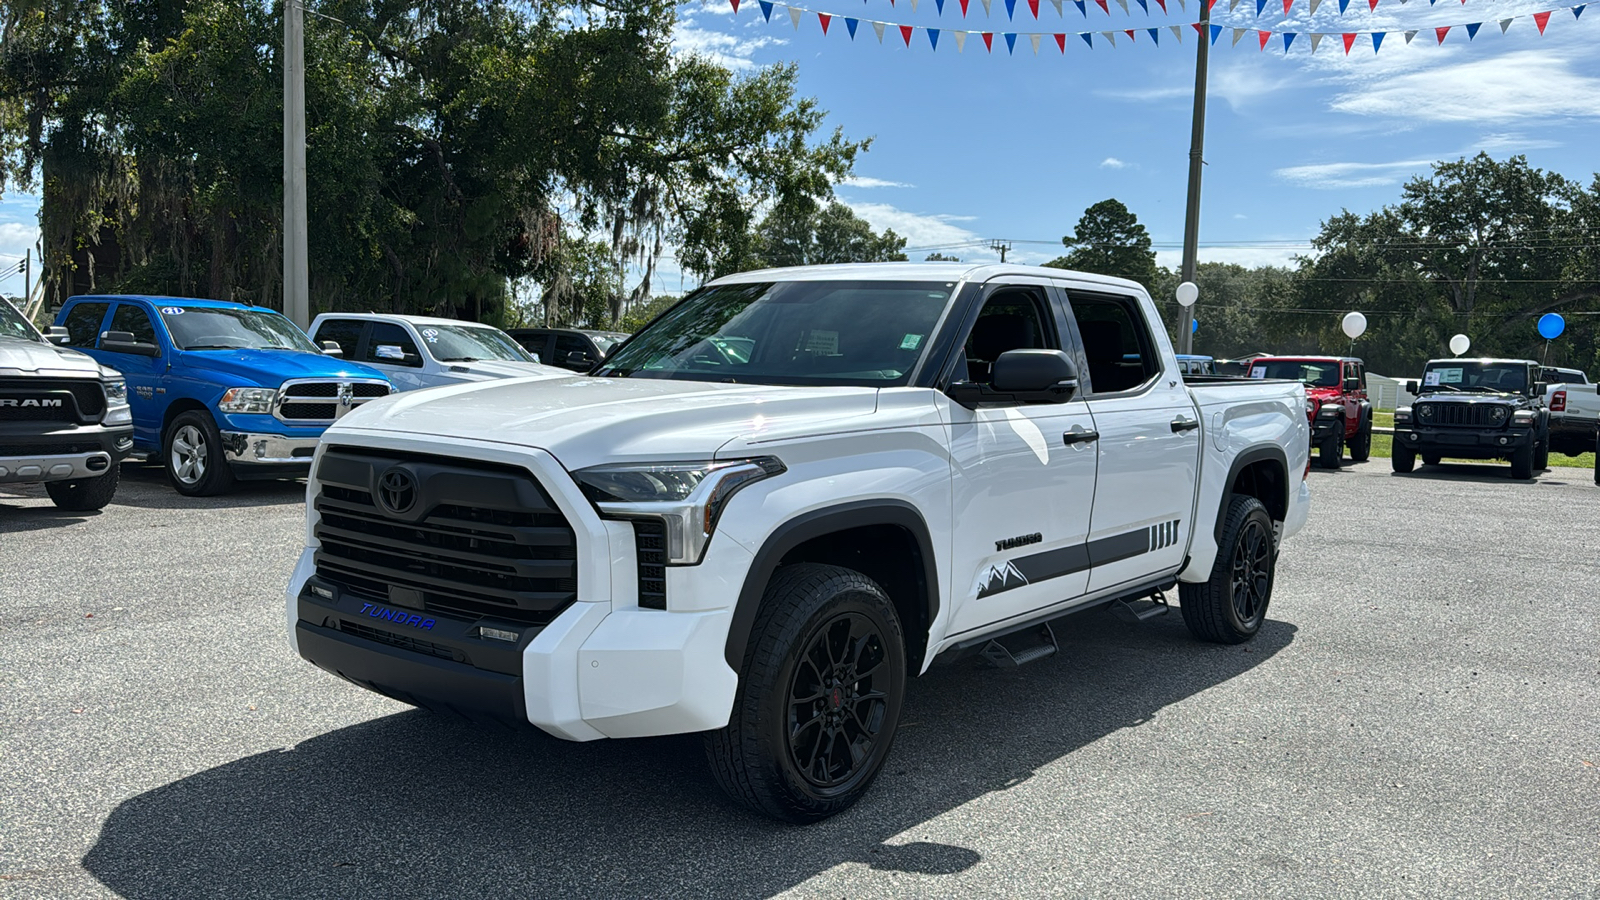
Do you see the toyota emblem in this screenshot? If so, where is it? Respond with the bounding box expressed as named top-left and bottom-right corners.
top-left (377, 468), bottom-right (417, 515)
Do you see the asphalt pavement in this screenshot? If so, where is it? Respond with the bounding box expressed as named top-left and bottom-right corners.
top-left (2, 457), bottom-right (1597, 899)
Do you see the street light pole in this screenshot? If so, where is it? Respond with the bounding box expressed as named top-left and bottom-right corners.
top-left (1176, 0), bottom-right (1211, 355)
top-left (283, 0), bottom-right (310, 328)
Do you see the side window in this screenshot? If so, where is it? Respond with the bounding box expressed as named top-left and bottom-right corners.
top-left (107, 304), bottom-right (158, 347)
top-left (1064, 293), bottom-right (1160, 395)
top-left (364, 322), bottom-right (421, 367)
top-left (554, 333), bottom-right (593, 365)
top-left (313, 319), bottom-right (366, 356)
top-left (955, 288), bottom-right (1055, 386)
top-left (63, 303), bottom-right (109, 347)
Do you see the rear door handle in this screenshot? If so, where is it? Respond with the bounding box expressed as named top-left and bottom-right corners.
top-left (1171, 417), bottom-right (1200, 433)
top-left (1062, 429), bottom-right (1099, 446)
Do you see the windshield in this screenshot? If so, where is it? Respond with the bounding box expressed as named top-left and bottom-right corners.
top-left (415, 323), bottom-right (535, 363)
top-left (1421, 362), bottom-right (1527, 393)
top-left (584, 332), bottom-right (629, 356)
top-left (0, 298), bottom-right (40, 342)
top-left (1250, 360), bottom-right (1340, 387)
top-left (160, 306), bottom-right (318, 352)
top-left (1541, 368), bottom-right (1586, 385)
top-left (596, 280), bottom-right (954, 387)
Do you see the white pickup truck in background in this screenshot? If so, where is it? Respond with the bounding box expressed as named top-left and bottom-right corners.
top-left (1540, 368), bottom-right (1600, 457)
top-left (308, 313), bottom-right (570, 392)
top-left (285, 263), bottom-right (1311, 822)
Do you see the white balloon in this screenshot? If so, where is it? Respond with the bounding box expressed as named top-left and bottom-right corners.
top-left (1175, 282), bottom-right (1199, 307)
top-left (1449, 334), bottom-right (1470, 356)
top-left (1341, 311), bottom-right (1367, 340)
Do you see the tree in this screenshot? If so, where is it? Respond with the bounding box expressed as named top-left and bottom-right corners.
top-left (924, 252), bottom-right (960, 262)
top-left (1043, 199), bottom-right (1158, 288)
top-left (750, 201), bottom-right (906, 269)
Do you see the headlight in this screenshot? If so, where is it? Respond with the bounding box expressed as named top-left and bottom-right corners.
top-left (1488, 406), bottom-right (1509, 423)
top-left (1317, 402), bottom-right (1342, 417)
top-left (1394, 407), bottom-right (1412, 423)
top-left (218, 387), bottom-right (277, 414)
top-left (1418, 404), bottom-right (1435, 420)
top-left (573, 457), bottom-right (785, 564)
top-left (102, 379), bottom-right (132, 425)
top-left (1511, 410), bottom-right (1536, 427)
top-left (1305, 399), bottom-right (1316, 416)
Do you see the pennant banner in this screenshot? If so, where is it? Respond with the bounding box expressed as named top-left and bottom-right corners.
top-left (729, 0), bottom-right (1523, 17)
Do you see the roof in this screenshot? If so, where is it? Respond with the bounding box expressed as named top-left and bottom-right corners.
top-left (68, 294), bottom-right (260, 312)
top-left (312, 312), bottom-right (502, 328)
top-left (1424, 357), bottom-right (1539, 365)
top-left (1250, 355), bottom-right (1362, 363)
top-left (709, 262), bottom-right (1149, 295)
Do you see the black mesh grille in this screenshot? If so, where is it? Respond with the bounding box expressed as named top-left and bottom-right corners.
top-left (634, 519), bottom-right (668, 610)
top-left (0, 403), bottom-right (76, 422)
top-left (275, 381), bottom-right (390, 422)
top-left (0, 442), bottom-right (104, 457)
top-left (288, 382), bottom-right (339, 398)
top-left (280, 401), bottom-right (333, 420)
top-left (313, 447), bottom-right (578, 626)
top-left (354, 383), bottom-right (388, 397)
top-left (0, 377), bottom-right (104, 423)
top-left (1422, 402), bottom-right (1502, 428)
top-left (339, 620), bottom-right (461, 662)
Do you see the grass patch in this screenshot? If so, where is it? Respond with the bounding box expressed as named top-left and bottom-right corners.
top-left (1373, 410), bottom-right (1394, 429)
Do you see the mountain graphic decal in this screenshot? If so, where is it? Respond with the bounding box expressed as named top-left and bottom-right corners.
top-left (978, 560), bottom-right (1029, 598)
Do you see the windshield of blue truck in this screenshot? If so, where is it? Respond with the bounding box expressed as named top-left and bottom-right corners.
top-left (1420, 362), bottom-right (1526, 393)
top-left (0, 299), bottom-right (40, 342)
top-left (595, 281), bottom-right (953, 387)
top-left (159, 306), bottom-right (319, 352)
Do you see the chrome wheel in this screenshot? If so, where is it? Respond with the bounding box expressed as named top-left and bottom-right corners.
top-left (1230, 518), bottom-right (1272, 625)
top-left (787, 612), bottom-right (891, 791)
top-left (169, 424), bottom-right (208, 485)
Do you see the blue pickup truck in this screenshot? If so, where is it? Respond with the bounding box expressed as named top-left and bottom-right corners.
top-left (52, 295), bottom-right (391, 496)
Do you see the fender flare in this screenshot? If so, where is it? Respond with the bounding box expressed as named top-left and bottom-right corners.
top-left (722, 500), bottom-right (941, 672)
top-left (1214, 445), bottom-right (1291, 543)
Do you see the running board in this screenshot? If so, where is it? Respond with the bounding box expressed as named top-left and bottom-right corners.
top-left (1110, 590), bottom-right (1170, 624)
top-left (980, 622), bottom-right (1059, 668)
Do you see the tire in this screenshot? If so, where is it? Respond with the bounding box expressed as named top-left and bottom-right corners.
top-left (1509, 443), bottom-right (1534, 480)
top-left (1180, 494), bottom-right (1275, 645)
top-left (1421, 453), bottom-right (1441, 466)
top-left (1533, 437), bottom-right (1549, 471)
top-left (164, 411), bottom-right (235, 497)
top-left (1317, 425), bottom-right (1343, 469)
top-left (705, 563), bottom-right (906, 823)
top-left (1392, 445), bottom-right (1416, 473)
top-left (45, 464), bottom-right (120, 511)
top-left (1348, 417), bottom-right (1372, 462)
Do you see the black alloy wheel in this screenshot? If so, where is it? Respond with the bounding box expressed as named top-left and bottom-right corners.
top-left (1180, 494), bottom-right (1275, 644)
top-left (786, 612), bottom-right (892, 790)
top-left (1230, 517), bottom-right (1273, 626)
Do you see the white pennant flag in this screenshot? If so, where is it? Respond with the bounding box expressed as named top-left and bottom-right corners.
top-left (910, 0), bottom-right (919, 11)
top-left (1170, 23), bottom-right (1184, 41)
top-left (981, 0), bottom-right (993, 13)
top-left (872, 20), bottom-right (886, 41)
top-left (1403, 28), bottom-right (1417, 42)
top-left (1030, 32), bottom-right (1042, 52)
top-left (1051, 0), bottom-right (1064, 14)
top-left (1308, 0), bottom-right (1321, 13)
top-left (1177, 0), bottom-right (1186, 10)
top-left (1232, 26), bottom-right (1248, 44)
top-left (1309, 31), bottom-right (1323, 51)
top-left (1101, 29), bottom-right (1117, 44)
top-left (1498, 17), bottom-right (1513, 31)
top-left (788, 5), bottom-right (801, 28)
top-left (1229, 0), bottom-right (1241, 10)
top-left (1115, 0), bottom-right (1128, 11)
top-left (955, 30), bottom-right (968, 50)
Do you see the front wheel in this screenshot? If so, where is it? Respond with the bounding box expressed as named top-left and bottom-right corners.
top-left (45, 465), bottom-right (120, 511)
top-left (1509, 443), bottom-right (1535, 480)
top-left (164, 411), bottom-right (236, 497)
top-left (1317, 426), bottom-right (1343, 469)
top-left (706, 563), bottom-right (906, 823)
top-left (1392, 444), bottom-right (1416, 473)
top-left (1180, 494), bottom-right (1275, 645)
top-left (1348, 418), bottom-right (1372, 462)
top-left (1533, 437), bottom-right (1549, 471)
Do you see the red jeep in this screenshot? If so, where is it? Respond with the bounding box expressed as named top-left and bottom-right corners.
top-left (1248, 356), bottom-right (1374, 469)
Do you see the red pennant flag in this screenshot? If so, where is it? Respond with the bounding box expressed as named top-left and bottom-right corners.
top-left (1435, 24), bottom-right (1450, 42)
top-left (960, 0), bottom-right (970, 13)
top-left (730, 0), bottom-right (740, 11)
top-left (1095, 0), bottom-right (1108, 11)
top-left (900, 24), bottom-right (914, 44)
top-left (1367, 0), bottom-right (1378, 8)
top-left (1258, 29), bottom-right (1271, 48)
top-left (1155, 0), bottom-right (1166, 9)
top-left (818, 12), bottom-right (830, 32)
top-left (1029, 0), bottom-right (1040, 15)
top-left (1054, 32), bottom-right (1067, 50)
top-left (1209, 0), bottom-right (1219, 8)
top-left (1533, 10), bottom-right (1551, 31)
top-left (1125, 28), bottom-right (1136, 39)
top-left (982, 31), bottom-right (995, 50)
top-left (1282, 0), bottom-right (1293, 13)
top-left (1342, 32), bottom-right (1356, 52)
top-left (1191, 20), bottom-right (1203, 31)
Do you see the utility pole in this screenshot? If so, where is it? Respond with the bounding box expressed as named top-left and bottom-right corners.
top-left (989, 240), bottom-right (1011, 264)
top-left (283, 0), bottom-right (310, 328)
top-left (1176, 0), bottom-right (1212, 355)
top-left (22, 249), bottom-right (30, 307)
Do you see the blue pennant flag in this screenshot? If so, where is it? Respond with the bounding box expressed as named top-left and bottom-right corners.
top-left (759, 0), bottom-right (773, 19)
top-left (1283, 31), bottom-right (1296, 50)
top-left (928, 27), bottom-right (941, 48)
top-left (1136, 0), bottom-right (1148, 9)
top-left (1074, 0), bottom-right (1087, 14)
top-left (1575, 4), bottom-right (1586, 18)
top-left (1209, 23), bottom-right (1223, 43)
top-left (936, 0), bottom-right (945, 12)
top-left (1148, 26), bottom-right (1160, 42)
top-left (1337, 0), bottom-right (1349, 11)
top-left (845, 16), bottom-right (859, 37)
top-left (1464, 21), bottom-right (1481, 38)
top-left (1372, 31), bottom-right (1384, 51)
top-left (1256, 0), bottom-right (1267, 14)
top-left (1005, 0), bottom-right (1017, 18)
top-left (1080, 30), bottom-right (1094, 46)
top-left (1004, 32), bottom-right (1018, 52)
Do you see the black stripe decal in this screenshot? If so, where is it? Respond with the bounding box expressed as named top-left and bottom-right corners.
top-left (978, 520), bottom-right (1182, 598)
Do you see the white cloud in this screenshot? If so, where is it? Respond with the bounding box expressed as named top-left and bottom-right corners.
top-left (844, 201), bottom-right (986, 253)
top-left (1329, 50), bottom-right (1600, 123)
top-left (672, 22), bottom-right (785, 70)
top-left (1099, 157), bottom-right (1128, 169)
top-left (1274, 159), bottom-right (1435, 189)
top-left (839, 176), bottom-right (913, 189)
top-left (1471, 132), bottom-right (1563, 152)
top-left (1101, 58), bottom-right (1289, 111)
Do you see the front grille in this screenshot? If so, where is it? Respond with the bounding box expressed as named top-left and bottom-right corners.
top-left (1420, 402), bottom-right (1502, 428)
top-left (0, 442), bottom-right (103, 457)
top-left (274, 379), bottom-right (390, 423)
top-left (312, 447), bottom-right (578, 626)
top-left (339, 620), bottom-right (461, 662)
top-left (0, 377), bottom-right (104, 424)
top-left (0, 403), bottom-right (76, 422)
top-left (634, 519), bottom-right (668, 610)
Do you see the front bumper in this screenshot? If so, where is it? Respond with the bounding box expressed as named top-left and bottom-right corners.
top-left (1311, 417), bottom-right (1341, 441)
top-left (220, 431), bottom-right (320, 465)
top-left (0, 423), bottom-right (133, 484)
top-left (1393, 426), bottom-right (1535, 456)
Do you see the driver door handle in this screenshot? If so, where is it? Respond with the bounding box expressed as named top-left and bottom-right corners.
top-left (1171, 417), bottom-right (1200, 434)
top-left (1062, 429), bottom-right (1099, 446)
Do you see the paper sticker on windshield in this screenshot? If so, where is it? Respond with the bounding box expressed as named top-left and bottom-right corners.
top-left (421, 328), bottom-right (439, 343)
top-left (1250, 368), bottom-right (1266, 379)
top-left (900, 334), bottom-right (923, 351)
top-left (160, 307), bottom-right (184, 315)
top-left (1429, 367), bottom-right (1462, 384)
top-left (806, 330), bottom-right (838, 355)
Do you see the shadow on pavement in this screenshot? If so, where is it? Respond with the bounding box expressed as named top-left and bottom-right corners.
top-left (1391, 461), bottom-right (1539, 484)
top-left (106, 462), bottom-right (308, 510)
top-left (83, 614), bottom-right (1295, 899)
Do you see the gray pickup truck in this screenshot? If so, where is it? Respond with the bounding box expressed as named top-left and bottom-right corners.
top-left (1, 298), bottom-right (133, 510)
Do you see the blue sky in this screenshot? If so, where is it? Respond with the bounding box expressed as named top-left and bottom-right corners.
top-left (3, 0), bottom-right (1597, 300)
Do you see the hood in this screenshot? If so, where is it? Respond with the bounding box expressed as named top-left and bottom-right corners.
top-left (1416, 392), bottom-right (1520, 404)
top-left (335, 376), bottom-right (882, 470)
top-left (1304, 386), bottom-right (1344, 402)
top-left (177, 348), bottom-right (390, 386)
top-left (0, 337), bottom-right (102, 378)
top-left (438, 359), bottom-right (573, 382)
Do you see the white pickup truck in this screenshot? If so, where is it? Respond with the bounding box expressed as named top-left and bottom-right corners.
top-left (1539, 368), bottom-right (1600, 458)
top-left (285, 263), bottom-right (1311, 822)
top-left (307, 313), bottom-right (568, 392)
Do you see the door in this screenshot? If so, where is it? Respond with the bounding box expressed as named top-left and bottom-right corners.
top-left (553, 332), bottom-right (597, 371)
top-left (101, 303), bottom-right (168, 448)
top-left (360, 322), bottom-right (427, 391)
top-left (941, 282), bottom-right (1100, 636)
top-left (1063, 289), bottom-right (1202, 593)
top-left (311, 318), bottom-right (368, 361)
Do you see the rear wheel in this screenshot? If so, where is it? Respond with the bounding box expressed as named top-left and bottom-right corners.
top-left (1392, 445), bottom-right (1416, 473)
top-left (45, 465), bottom-right (119, 511)
top-left (1318, 425), bottom-right (1343, 469)
top-left (706, 563), bottom-right (906, 823)
top-left (164, 411), bottom-right (235, 497)
top-left (1348, 417), bottom-right (1372, 462)
top-left (1180, 494), bottom-right (1275, 644)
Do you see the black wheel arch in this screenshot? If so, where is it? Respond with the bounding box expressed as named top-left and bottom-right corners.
top-left (1215, 446), bottom-right (1290, 544)
top-left (724, 500), bottom-right (940, 675)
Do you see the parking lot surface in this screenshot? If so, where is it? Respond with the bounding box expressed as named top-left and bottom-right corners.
top-left (2, 459), bottom-right (1597, 899)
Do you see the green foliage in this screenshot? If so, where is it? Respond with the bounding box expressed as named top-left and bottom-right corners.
top-left (752, 201), bottom-right (906, 269)
top-left (1043, 198), bottom-right (1158, 289)
top-left (924, 252), bottom-right (960, 262)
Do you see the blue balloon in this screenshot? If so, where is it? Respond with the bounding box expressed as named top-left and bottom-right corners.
top-left (1191, 319), bottom-right (1199, 334)
top-left (1537, 313), bottom-right (1565, 340)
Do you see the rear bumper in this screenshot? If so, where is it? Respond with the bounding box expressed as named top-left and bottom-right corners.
top-left (1393, 426), bottom-right (1534, 456)
top-left (0, 423), bottom-right (132, 484)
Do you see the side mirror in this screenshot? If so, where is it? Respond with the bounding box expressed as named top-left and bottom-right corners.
top-left (44, 325), bottom-right (70, 345)
top-left (1533, 381), bottom-right (1548, 397)
top-left (1343, 377), bottom-right (1361, 392)
top-left (565, 350), bottom-right (596, 368)
top-left (321, 340), bottom-right (344, 358)
top-left (374, 344), bottom-right (406, 361)
top-left (1405, 380), bottom-right (1419, 394)
top-left (99, 330), bottom-right (161, 357)
top-left (949, 350), bottom-right (1079, 408)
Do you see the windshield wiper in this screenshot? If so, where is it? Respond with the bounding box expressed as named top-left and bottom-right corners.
top-left (437, 356), bottom-right (481, 362)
